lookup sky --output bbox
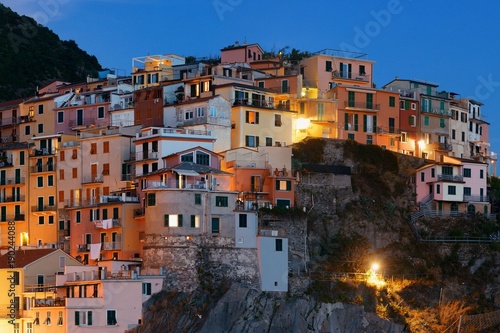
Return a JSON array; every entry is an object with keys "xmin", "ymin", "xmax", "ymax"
[{"xmin": 2, "ymin": 0, "xmax": 500, "ymax": 152}]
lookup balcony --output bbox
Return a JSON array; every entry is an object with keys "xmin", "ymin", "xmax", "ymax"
[
  {"xmin": 100, "ymin": 195, "xmax": 139, "ymax": 204},
  {"xmin": 421, "ymin": 108, "xmax": 452, "ymax": 117},
  {"xmin": 31, "ymin": 205, "xmax": 56, "ymax": 212},
  {"xmin": 0, "ymin": 177, "xmax": 26, "ymax": 185},
  {"xmin": 464, "ymin": 195, "xmax": 489, "ymax": 203},
  {"xmin": 0, "ymin": 195, "xmax": 25, "ymax": 203},
  {"xmin": 437, "ymin": 142, "xmax": 452, "ymax": 151},
  {"xmin": 102, "ymin": 241, "xmax": 121, "ymax": 250},
  {"xmin": 82, "ymin": 174, "xmax": 103, "ymax": 184},
  {"xmin": 19, "ymin": 115, "xmax": 35, "ymax": 123},
  {"xmin": 344, "ymin": 101, "xmax": 379, "ymax": 111},
  {"xmin": 147, "ymin": 179, "xmax": 207, "ymax": 190},
  {"xmin": 77, "ymin": 244, "xmax": 89, "ymax": 252},
  {"xmin": 31, "ymin": 148, "xmax": 56, "ymax": 156},
  {"xmin": 135, "ymin": 150, "xmax": 160, "ymax": 161},
  {"xmin": 332, "ymin": 71, "xmax": 370, "ymax": 82},
  {"xmin": 30, "ymin": 164, "xmax": 55, "ymax": 173},
  {"xmin": 0, "ymin": 158, "xmax": 13, "ymax": 168},
  {"xmin": 232, "ymin": 99, "xmax": 275, "ymax": 109},
  {"xmin": 93, "ymin": 218, "xmax": 121, "ymax": 229},
  {"xmin": 437, "ymin": 174, "xmax": 464, "ymax": 182},
  {"xmin": 134, "ymin": 207, "xmax": 145, "ymax": 217},
  {"xmin": 33, "ymin": 298, "xmax": 65, "ymax": 307},
  {"xmin": 376, "ymin": 126, "xmax": 401, "ymax": 135}
]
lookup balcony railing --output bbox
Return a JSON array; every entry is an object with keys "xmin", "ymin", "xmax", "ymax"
[
  {"xmin": 0, "ymin": 159, "xmax": 13, "ymax": 168},
  {"xmin": 65, "ymin": 196, "xmax": 139, "ymax": 208},
  {"xmin": 345, "ymin": 101, "xmax": 379, "ymax": 110},
  {"xmin": 437, "ymin": 142, "xmax": 452, "ymax": 151},
  {"xmin": 30, "ymin": 164, "xmax": 55, "ymax": 173},
  {"xmin": 102, "ymin": 241, "xmax": 121, "ymax": 250},
  {"xmin": 31, "ymin": 205, "xmax": 56, "ymax": 212},
  {"xmin": 33, "ymin": 298, "xmax": 65, "ymax": 307},
  {"xmin": 437, "ymin": 174, "xmax": 464, "ymax": 182},
  {"xmin": 82, "ymin": 174, "xmax": 103, "ymax": 184},
  {"xmin": 134, "ymin": 208, "xmax": 145, "ymax": 217},
  {"xmin": 121, "ymin": 174, "xmax": 133, "ymax": 181},
  {"xmin": 146, "ymin": 180, "xmax": 207, "ymax": 190},
  {"xmin": 332, "ymin": 71, "xmax": 370, "ymax": 82},
  {"xmin": 135, "ymin": 150, "xmax": 160, "ymax": 161},
  {"xmin": 101, "ymin": 195, "xmax": 139, "ymax": 203},
  {"xmin": 0, "ymin": 177, "xmax": 25, "ymax": 185},
  {"xmin": 232, "ymin": 99, "xmax": 275, "ymax": 109},
  {"xmin": 93, "ymin": 218, "xmax": 121, "ymax": 229},
  {"xmin": 376, "ymin": 126, "xmax": 401, "ymax": 135},
  {"xmin": 19, "ymin": 115, "xmax": 35, "ymax": 123},
  {"xmin": 31, "ymin": 149, "xmax": 56, "ymax": 156},
  {"xmin": 0, "ymin": 195, "xmax": 25, "ymax": 203},
  {"xmin": 77, "ymin": 244, "xmax": 90, "ymax": 252},
  {"xmin": 464, "ymin": 195, "xmax": 489, "ymax": 203},
  {"xmin": 421, "ymin": 108, "xmax": 452, "ymax": 117}
]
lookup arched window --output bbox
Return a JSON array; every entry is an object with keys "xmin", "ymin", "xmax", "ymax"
[{"xmin": 467, "ymin": 204, "xmax": 475, "ymax": 215}]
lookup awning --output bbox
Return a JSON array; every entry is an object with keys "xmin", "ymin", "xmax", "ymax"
[{"xmin": 173, "ymin": 169, "xmax": 200, "ymax": 177}]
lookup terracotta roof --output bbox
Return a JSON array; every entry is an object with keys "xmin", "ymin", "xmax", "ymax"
[{"xmin": 0, "ymin": 249, "xmax": 58, "ymax": 268}]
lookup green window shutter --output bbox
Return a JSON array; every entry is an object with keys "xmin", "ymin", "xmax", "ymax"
[
  {"xmin": 344, "ymin": 113, "xmax": 349, "ymax": 130},
  {"xmin": 276, "ymin": 180, "xmax": 280, "ymax": 190},
  {"xmin": 191, "ymin": 215, "xmax": 196, "ymax": 228},
  {"xmin": 363, "ymin": 115, "xmax": 367, "ymax": 132},
  {"xmin": 440, "ymin": 101, "xmax": 444, "ymax": 111},
  {"xmin": 424, "ymin": 116, "xmax": 429, "ymax": 126},
  {"xmin": 405, "ymin": 101, "xmax": 409, "ymax": 110},
  {"xmin": 245, "ymin": 111, "xmax": 249, "ymax": 123},
  {"xmin": 88, "ymin": 311, "xmax": 92, "ymax": 326},
  {"xmin": 256, "ymin": 112, "xmax": 259, "ymax": 124},
  {"xmin": 178, "ymin": 214, "xmax": 183, "ymax": 227},
  {"xmin": 409, "ymin": 116, "xmax": 414, "ymax": 126},
  {"xmin": 286, "ymin": 181, "xmax": 292, "ymax": 191},
  {"xmin": 354, "ymin": 114, "xmax": 358, "ymax": 131},
  {"xmin": 429, "ymin": 99, "xmax": 432, "ymax": 111},
  {"xmin": 389, "ymin": 96, "xmax": 395, "ymax": 107},
  {"xmin": 440, "ymin": 119, "xmax": 445, "ymax": 128},
  {"xmin": 373, "ymin": 116, "xmax": 377, "ymax": 133},
  {"xmin": 75, "ymin": 311, "xmax": 80, "ymax": 325},
  {"xmin": 164, "ymin": 214, "xmax": 169, "ymax": 227}
]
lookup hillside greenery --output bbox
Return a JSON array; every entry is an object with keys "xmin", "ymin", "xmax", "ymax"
[{"xmin": 0, "ymin": 4, "xmax": 102, "ymax": 101}]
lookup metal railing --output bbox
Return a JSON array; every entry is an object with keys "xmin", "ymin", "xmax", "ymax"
[
  {"xmin": 136, "ymin": 150, "xmax": 160, "ymax": 161},
  {"xmin": 102, "ymin": 241, "xmax": 121, "ymax": 250},
  {"xmin": 464, "ymin": 195, "xmax": 489, "ymax": 202},
  {"xmin": 30, "ymin": 164, "xmax": 56, "ymax": 173},
  {"xmin": 0, "ymin": 177, "xmax": 25, "ymax": 185},
  {"xmin": 0, "ymin": 195, "xmax": 25, "ymax": 203},
  {"xmin": 31, "ymin": 205, "xmax": 56, "ymax": 212},
  {"xmin": 332, "ymin": 71, "xmax": 370, "ymax": 82},
  {"xmin": 93, "ymin": 218, "xmax": 121, "ymax": 229},
  {"xmin": 82, "ymin": 174, "xmax": 103, "ymax": 184},
  {"xmin": 345, "ymin": 101, "xmax": 380, "ymax": 110},
  {"xmin": 437, "ymin": 174, "xmax": 463, "ymax": 182}
]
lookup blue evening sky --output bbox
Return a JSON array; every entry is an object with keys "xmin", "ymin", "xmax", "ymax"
[{"xmin": 2, "ymin": 0, "xmax": 500, "ymax": 153}]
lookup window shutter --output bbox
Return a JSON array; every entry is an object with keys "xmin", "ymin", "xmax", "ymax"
[
  {"xmin": 286, "ymin": 181, "xmax": 291, "ymax": 191},
  {"xmin": 245, "ymin": 111, "xmax": 249, "ymax": 123},
  {"xmin": 256, "ymin": 112, "xmax": 259, "ymax": 124},
  {"xmin": 75, "ymin": 311, "xmax": 80, "ymax": 325},
  {"xmin": 373, "ymin": 116, "xmax": 377, "ymax": 133},
  {"xmin": 178, "ymin": 214, "xmax": 183, "ymax": 227},
  {"xmin": 354, "ymin": 114, "xmax": 358, "ymax": 131},
  {"xmin": 256, "ymin": 136, "xmax": 259, "ymax": 147},
  {"xmin": 191, "ymin": 215, "xmax": 196, "ymax": 228},
  {"xmin": 344, "ymin": 113, "xmax": 349, "ymax": 130},
  {"xmin": 276, "ymin": 180, "xmax": 280, "ymax": 190},
  {"xmin": 164, "ymin": 215, "xmax": 169, "ymax": 227},
  {"xmin": 363, "ymin": 115, "xmax": 367, "ymax": 132},
  {"xmin": 88, "ymin": 311, "xmax": 92, "ymax": 326}
]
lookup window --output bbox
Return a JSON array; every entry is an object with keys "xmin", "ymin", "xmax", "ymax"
[
  {"xmin": 48, "ymin": 216, "xmax": 54, "ymax": 224},
  {"xmin": 48, "ymin": 175, "xmax": 54, "ymax": 186},
  {"xmin": 25, "ymin": 125, "xmax": 30, "ymax": 135},
  {"xmin": 38, "ymin": 216, "xmax": 45, "ymax": 225},
  {"xmin": 411, "ymin": 103, "xmax": 416, "ymax": 110},
  {"xmin": 276, "ymin": 180, "xmax": 292, "ymax": 191},
  {"xmin": 436, "ymin": 184, "xmax": 440, "ymax": 194},
  {"xmin": 76, "ymin": 211, "xmax": 81, "ymax": 223},
  {"xmin": 389, "ymin": 96, "xmax": 395, "ymax": 107},
  {"xmin": 20, "ymin": 151, "xmax": 25, "ymax": 165},
  {"xmin": 448, "ymin": 185, "xmax": 456, "ymax": 195},
  {"xmin": 366, "ymin": 135, "xmax": 373, "ymax": 145},
  {"xmin": 142, "ymin": 282, "xmax": 152, "ymax": 295},
  {"xmin": 366, "ymin": 93, "xmax": 373, "ymax": 109},
  {"xmin": 299, "ymin": 102, "xmax": 305, "ymax": 114},
  {"xmin": 461, "ymin": 131, "xmax": 465, "ymax": 142},
  {"xmin": 72, "ymin": 168, "xmax": 77, "ymax": 178},
  {"xmin": 38, "ymin": 124, "xmax": 43, "ymax": 134},
  {"xmin": 209, "ymin": 106, "xmax": 217, "ymax": 117},
  {"xmin": 325, "ymin": 60, "xmax": 332, "ymax": 72},
  {"xmin": 90, "ymin": 143, "xmax": 97, "ymax": 154},
  {"xmin": 195, "ymin": 193, "xmax": 201, "ymax": 205},
  {"xmin": 317, "ymin": 103, "xmax": 324, "ymax": 120},
  {"xmin": 239, "ymin": 214, "xmax": 247, "ymax": 228},
  {"xmin": 37, "ymin": 176, "xmax": 43, "ymax": 187},
  {"xmin": 245, "ymin": 135, "xmax": 259, "ymax": 148},
  {"xmin": 57, "ymin": 111, "xmax": 64, "ymax": 123},
  {"xmin": 196, "ymin": 151, "xmax": 210, "ymax": 166},
  {"xmin": 464, "ymin": 187, "xmax": 471, "ymax": 196},
  {"xmin": 57, "ymin": 311, "xmax": 63, "ymax": 326},
  {"xmin": 480, "ymin": 169, "xmax": 484, "ymax": 179},
  {"xmin": 347, "ymin": 133, "xmax": 355, "ymax": 140},
  {"xmin": 276, "ymin": 239, "xmax": 283, "ymax": 251},
  {"xmin": 215, "ymin": 196, "xmax": 228, "ymax": 207},
  {"xmin": 75, "ymin": 311, "xmax": 92, "ymax": 326},
  {"xmin": 211, "ymin": 217, "xmax": 220, "ymax": 234},
  {"xmin": 43, "ymin": 311, "xmax": 51, "ymax": 325},
  {"xmin": 103, "ymin": 163, "xmax": 110, "ymax": 176},
  {"xmin": 440, "ymin": 118, "xmax": 445, "ymax": 128},
  {"xmin": 38, "ymin": 104, "xmax": 44, "ymax": 114},
  {"xmin": 431, "ymin": 168, "xmax": 435, "ymax": 177},
  {"xmin": 184, "ymin": 110, "xmax": 194, "ymax": 120},
  {"xmin": 274, "ymin": 114, "xmax": 282, "ymax": 127},
  {"xmin": 107, "ymin": 310, "xmax": 117, "ymax": 326},
  {"xmin": 401, "ymin": 132, "xmax": 408, "ymax": 143},
  {"xmin": 103, "ymin": 141, "xmax": 109, "ymax": 153},
  {"xmin": 147, "ymin": 193, "xmax": 156, "ymax": 206},
  {"xmin": 409, "ymin": 115, "xmax": 416, "ymax": 126},
  {"xmin": 98, "ymin": 106, "xmax": 105, "ymax": 119},
  {"xmin": 191, "ymin": 215, "xmax": 200, "ymax": 228},
  {"xmin": 463, "ymin": 168, "xmax": 471, "ymax": 178},
  {"xmin": 442, "ymin": 166, "xmax": 453, "ymax": 175},
  {"xmin": 348, "ymin": 91, "xmax": 355, "ymax": 107},
  {"xmin": 181, "ymin": 153, "xmax": 194, "ymax": 162},
  {"xmin": 424, "ymin": 116, "xmax": 429, "ymax": 126},
  {"xmin": 245, "ymin": 111, "xmax": 259, "ymax": 124},
  {"xmin": 196, "ymin": 107, "xmax": 205, "ymax": 117},
  {"xmin": 420, "ymin": 172, "xmax": 425, "ymax": 182},
  {"xmin": 59, "ymin": 169, "xmax": 64, "ymax": 180},
  {"xmin": 113, "ymin": 207, "xmax": 119, "ymax": 219}
]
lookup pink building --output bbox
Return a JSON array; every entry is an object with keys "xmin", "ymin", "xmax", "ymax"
[{"xmin": 221, "ymin": 42, "xmax": 264, "ymax": 64}]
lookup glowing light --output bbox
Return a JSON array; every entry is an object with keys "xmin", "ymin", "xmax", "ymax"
[
  {"xmin": 371, "ymin": 263, "xmax": 379, "ymax": 272},
  {"xmin": 418, "ymin": 140, "xmax": 425, "ymax": 148},
  {"xmin": 296, "ymin": 118, "xmax": 310, "ymax": 130}
]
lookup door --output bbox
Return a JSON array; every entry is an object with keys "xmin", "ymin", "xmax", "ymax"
[
  {"xmin": 38, "ymin": 197, "xmax": 44, "ymax": 211},
  {"xmin": 37, "ymin": 275, "xmax": 44, "ymax": 291},
  {"xmin": 15, "ymin": 169, "xmax": 21, "ymax": 184},
  {"xmin": 211, "ymin": 218, "xmax": 220, "ymax": 234},
  {"xmin": 91, "ymin": 164, "xmax": 98, "ymax": 181},
  {"xmin": 0, "ymin": 170, "xmax": 5, "ymax": 185},
  {"xmin": 77, "ymin": 109, "xmax": 84, "ymax": 126}
]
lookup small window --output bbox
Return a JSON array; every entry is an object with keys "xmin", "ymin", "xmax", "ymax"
[
  {"xmin": 239, "ymin": 214, "xmax": 247, "ymax": 228},
  {"xmin": 211, "ymin": 217, "xmax": 220, "ymax": 234},
  {"xmin": 215, "ymin": 196, "xmax": 228, "ymax": 207},
  {"xmin": 57, "ymin": 111, "xmax": 64, "ymax": 123},
  {"xmin": 38, "ymin": 124, "xmax": 43, "ymax": 134},
  {"xmin": 103, "ymin": 141, "xmax": 109, "ymax": 153},
  {"xmin": 420, "ymin": 172, "xmax": 425, "ymax": 182},
  {"xmin": 463, "ymin": 168, "xmax": 471, "ymax": 178},
  {"xmin": 480, "ymin": 169, "xmax": 484, "ymax": 179},
  {"xmin": 276, "ymin": 180, "xmax": 292, "ymax": 191},
  {"xmin": 76, "ymin": 211, "xmax": 81, "ymax": 223},
  {"xmin": 194, "ymin": 193, "xmax": 201, "ymax": 205},
  {"xmin": 98, "ymin": 106, "xmax": 105, "ymax": 119},
  {"xmin": 389, "ymin": 96, "xmax": 395, "ymax": 107},
  {"xmin": 448, "ymin": 185, "xmax": 456, "ymax": 195},
  {"xmin": 275, "ymin": 239, "xmax": 283, "ymax": 251},
  {"xmin": 48, "ymin": 175, "xmax": 54, "ymax": 186},
  {"xmin": 37, "ymin": 176, "xmax": 43, "ymax": 187},
  {"xmin": 142, "ymin": 282, "xmax": 152, "ymax": 295},
  {"xmin": 106, "ymin": 310, "xmax": 117, "ymax": 326},
  {"xmin": 90, "ymin": 143, "xmax": 97, "ymax": 154},
  {"xmin": 274, "ymin": 114, "xmax": 282, "ymax": 127},
  {"xmin": 147, "ymin": 193, "xmax": 156, "ymax": 206},
  {"xmin": 245, "ymin": 111, "xmax": 259, "ymax": 124}
]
